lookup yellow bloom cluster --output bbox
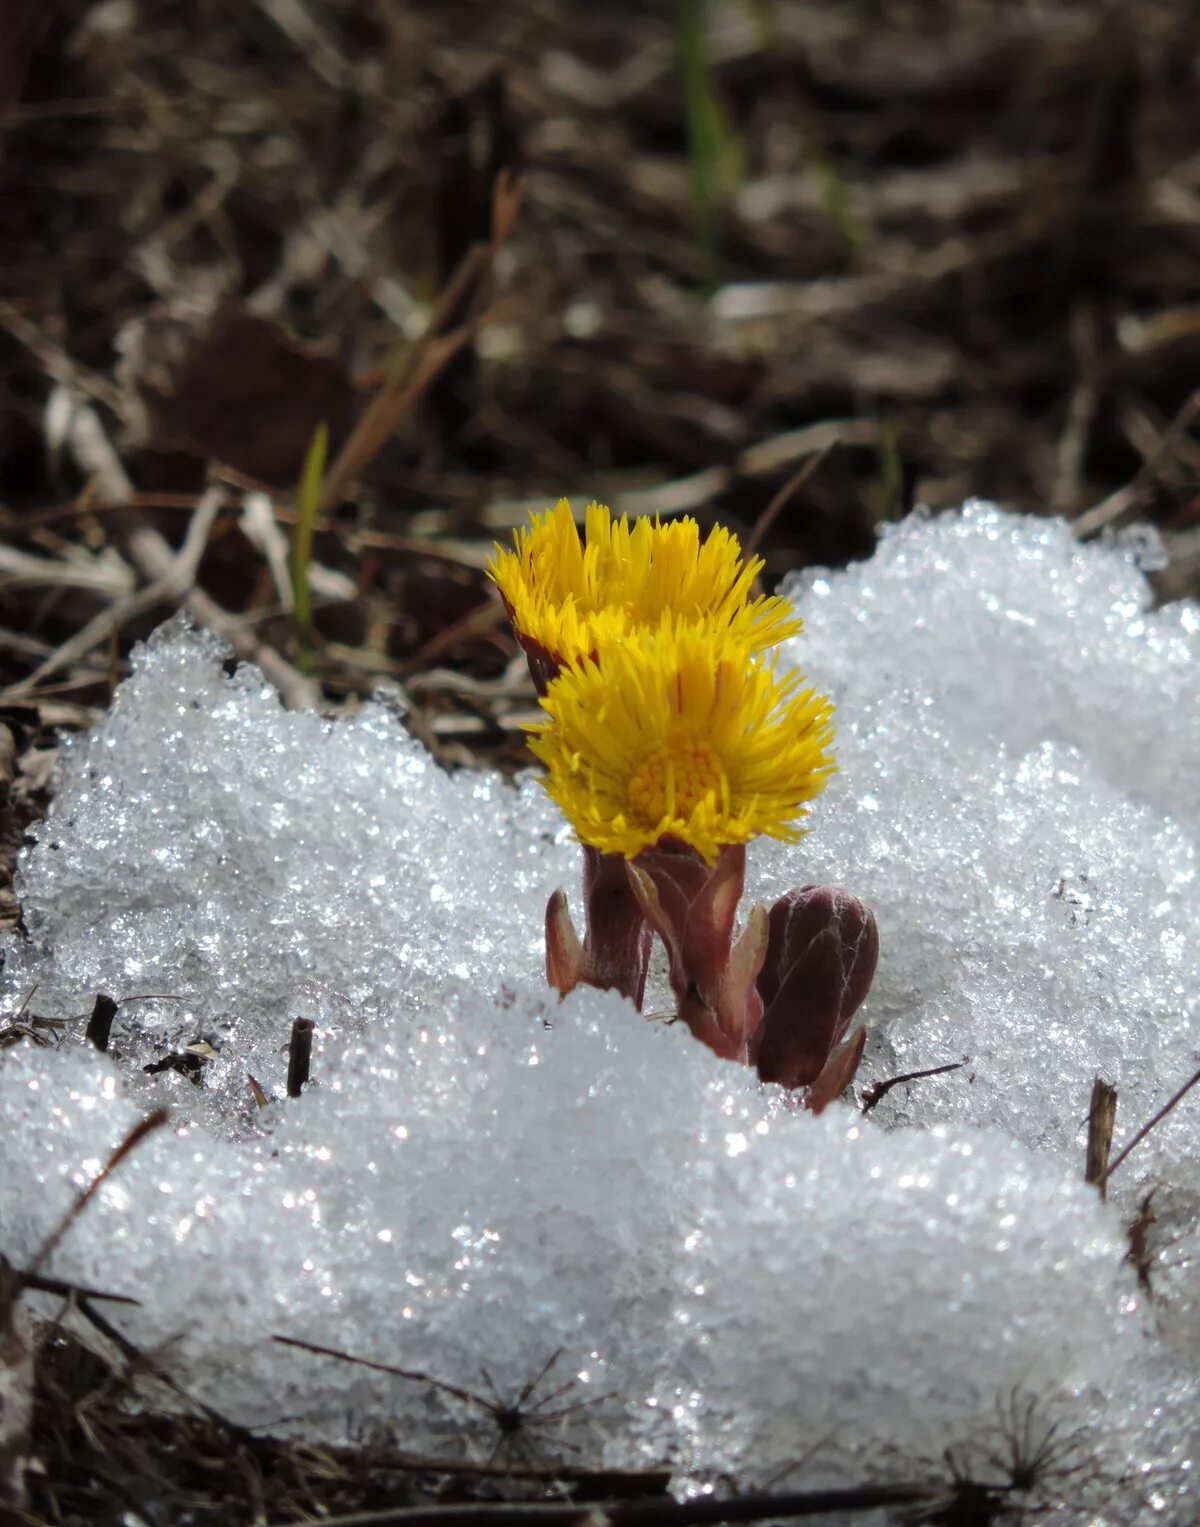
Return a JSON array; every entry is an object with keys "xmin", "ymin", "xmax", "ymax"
[
  {"xmin": 528, "ymin": 622, "xmax": 836, "ymax": 864},
  {"xmin": 487, "ymin": 499, "xmax": 800, "ymax": 666},
  {"xmin": 492, "ymin": 502, "xmax": 835, "ymax": 864}
]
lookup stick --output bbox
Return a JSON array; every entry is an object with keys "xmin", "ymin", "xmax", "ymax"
[
  {"xmin": 85, "ymin": 993, "xmax": 118, "ymax": 1052},
  {"xmin": 268, "ymin": 1481, "xmax": 939, "ymax": 1527},
  {"xmin": 0, "ymin": 1109, "xmax": 169, "ymax": 1327},
  {"xmin": 319, "ymin": 171, "xmax": 523, "ymax": 512},
  {"xmin": 286, "ymin": 1017, "xmax": 315, "ymax": 1098},
  {"xmin": 1073, "ymin": 388, "xmax": 1200, "ymax": 537},
  {"xmin": 64, "ymin": 399, "xmax": 321, "ymax": 709},
  {"xmin": 17, "ymin": 1271, "xmax": 140, "ymax": 1307},
  {"xmin": 742, "ymin": 443, "xmax": 836, "ymax": 559},
  {"xmin": 272, "ymin": 1333, "xmax": 490, "ymax": 1413},
  {"xmin": 860, "ymin": 1061, "xmax": 965, "ymax": 1114},
  {"xmin": 1084, "ymin": 1076, "xmax": 1118, "ymax": 1199},
  {"xmin": 472, "ymin": 421, "xmax": 884, "ymax": 531},
  {"xmin": 1098, "ymin": 1063, "xmax": 1200, "ymax": 1187}
]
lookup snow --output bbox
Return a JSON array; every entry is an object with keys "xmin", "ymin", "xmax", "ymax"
[{"xmin": 1, "ymin": 503, "xmax": 1198, "ymax": 1519}]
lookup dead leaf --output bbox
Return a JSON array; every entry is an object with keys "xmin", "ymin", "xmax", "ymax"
[{"xmin": 121, "ymin": 307, "xmax": 358, "ymax": 490}]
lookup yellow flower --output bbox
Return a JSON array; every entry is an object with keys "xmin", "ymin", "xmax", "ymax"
[
  {"xmin": 527, "ymin": 622, "xmax": 836, "ymax": 864},
  {"xmin": 488, "ymin": 499, "xmax": 801, "ymax": 667}
]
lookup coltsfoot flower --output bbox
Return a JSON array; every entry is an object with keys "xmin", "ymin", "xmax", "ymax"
[
  {"xmin": 487, "ymin": 499, "xmax": 800, "ymax": 682},
  {"xmin": 530, "ymin": 620, "xmax": 836, "ymax": 1058},
  {"xmin": 494, "ymin": 498, "xmax": 880, "ymax": 1107},
  {"xmin": 527, "ymin": 621, "xmax": 836, "ymax": 865}
]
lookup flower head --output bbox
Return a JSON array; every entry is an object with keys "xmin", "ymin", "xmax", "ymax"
[
  {"xmin": 488, "ymin": 499, "xmax": 801, "ymax": 671},
  {"xmin": 527, "ymin": 621, "xmax": 835, "ymax": 864}
]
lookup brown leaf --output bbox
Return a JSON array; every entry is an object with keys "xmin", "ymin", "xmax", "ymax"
[{"xmin": 130, "ymin": 309, "xmax": 357, "ymax": 490}]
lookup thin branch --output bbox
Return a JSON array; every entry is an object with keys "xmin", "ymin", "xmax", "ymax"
[
  {"xmin": 62, "ymin": 397, "xmax": 321, "ymax": 708},
  {"xmin": 25, "ymin": 1109, "xmax": 169, "ymax": 1285},
  {"xmin": 317, "ymin": 1444, "xmax": 672, "ymax": 1494},
  {"xmin": 17, "ymin": 1270, "xmax": 141, "ymax": 1307},
  {"xmin": 1098, "ymin": 1063, "xmax": 1200, "ymax": 1187},
  {"xmin": 74, "ymin": 1295, "xmax": 258, "ymax": 1444},
  {"xmin": 860, "ymin": 1060, "xmax": 965, "ymax": 1114},
  {"xmin": 1084, "ymin": 1076, "xmax": 1118, "ymax": 1199},
  {"xmin": 742, "ymin": 442, "xmax": 836, "ymax": 559},
  {"xmin": 286, "ymin": 1017, "xmax": 315, "ymax": 1098},
  {"xmin": 319, "ymin": 171, "xmax": 523, "ymax": 512},
  {"xmin": 1073, "ymin": 388, "xmax": 1200, "ymax": 537},
  {"xmin": 85, "ymin": 993, "xmax": 119, "ymax": 1052},
  {"xmin": 1, "ymin": 1107, "xmax": 169, "ymax": 1328},
  {"xmin": 272, "ymin": 1333, "xmax": 490, "ymax": 1413},
  {"xmin": 475, "ymin": 421, "xmax": 883, "ymax": 531},
  {"xmin": 267, "ymin": 1481, "xmax": 939, "ymax": 1527}
]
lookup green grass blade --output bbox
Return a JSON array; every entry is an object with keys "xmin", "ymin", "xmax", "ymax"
[
  {"xmin": 291, "ymin": 422, "xmax": 329, "ymax": 676},
  {"xmin": 677, "ymin": 0, "xmax": 744, "ymax": 289}
]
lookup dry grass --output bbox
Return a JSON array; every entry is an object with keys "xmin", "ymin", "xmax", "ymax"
[{"xmin": 2, "ymin": 1, "xmax": 1200, "ymax": 1520}]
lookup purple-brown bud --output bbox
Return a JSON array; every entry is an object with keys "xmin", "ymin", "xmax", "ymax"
[
  {"xmin": 545, "ymin": 846, "xmax": 653, "ymax": 1007},
  {"xmin": 753, "ymin": 884, "xmax": 879, "ymax": 1102}
]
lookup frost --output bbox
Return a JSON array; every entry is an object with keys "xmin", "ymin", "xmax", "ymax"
[{"xmin": 1, "ymin": 503, "xmax": 1198, "ymax": 1519}]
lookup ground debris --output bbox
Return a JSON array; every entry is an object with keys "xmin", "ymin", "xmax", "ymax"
[{"xmin": 0, "ymin": 1, "xmax": 1196, "ymax": 744}]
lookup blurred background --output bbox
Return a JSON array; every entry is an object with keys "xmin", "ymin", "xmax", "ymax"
[{"xmin": 1, "ymin": 0, "xmax": 1199, "ymax": 760}]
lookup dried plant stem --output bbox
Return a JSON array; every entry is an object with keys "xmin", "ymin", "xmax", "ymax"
[
  {"xmin": 286, "ymin": 1018, "xmax": 315, "ymax": 1097},
  {"xmin": 0, "ymin": 1108, "xmax": 169, "ymax": 1328},
  {"xmin": 269, "ymin": 1481, "xmax": 939, "ymax": 1527},
  {"xmin": 742, "ymin": 442, "xmax": 836, "ymax": 559},
  {"xmin": 85, "ymin": 993, "xmax": 118, "ymax": 1052},
  {"xmin": 319, "ymin": 172, "xmax": 523, "ymax": 512},
  {"xmin": 290, "ymin": 424, "xmax": 328, "ymax": 674},
  {"xmin": 61, "ymin": 399, "xmax": 321, "ymax": 708},
  {"xmin": 1098, "ymin": 1063, "xmax": 1200, "ymax": 1188},
  {"xmin": 1084, "ymin": 1076, "xmax": 1118, "ymax": 1198},
  {"xmin": 860, "ymin": 1060, "xmax": 965, "ymax": 1114}
]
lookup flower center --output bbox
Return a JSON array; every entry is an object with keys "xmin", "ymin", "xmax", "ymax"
[{"xmin": 627, "ymin": 742, "xmax": 724, "ymax": 826}]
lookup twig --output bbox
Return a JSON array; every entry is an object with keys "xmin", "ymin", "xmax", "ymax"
[
  {"xmin": 1050, "ymin": 304, "xmax": 1101, "ymax": 514},
  {"xmin": 860, "ymin": 1060, "xmax": 965, "ymax": 1114},
  {"xmin": 62, "ymin": 398, "xmax": 321, "ymax": 708},
  {"xmin": 0, "ymin": 1108, "xmax": 169, "ymax": 1328},
  {"xmin": 272, "ymin": 1333, "xmax": 493, "ymax": 1413},
  {"xmin": 0, "ymin": 296, "xmax": 123, "ymax": 411},
  {"xmin": 267, "ymin": 1481, "xmax": 939, "ymax": 1527},
  {"xmin": 1126, "ymin": 1192, "xmax": 1157, "ymax": 1293},
  {"xmin": 286, "ymin": 1017, "xmax": 315, "ymax": 1098},
  {"xmin": 253, "ymin": 0, "xmax": 351, "ymax": 87},
  {"xmin": 397, "ymin": 599, "xmax": 508, "ymax": 678},
  {"xmin": 2, "ymin": 485, "xmax": 226, "ymax": 697},
  {"xmin": 1097, "ymin": 1062, "xmax": 1200, "ymax": 1187},
  {"xmin": 74, "ymin": 1294, "xmax": 258, "ymax": 1444},
  {"xmin": 1084, "ymin": 1076, "xmax": 1118, "ymax": 1199},
  {"xmin": 0, "ymin": 543, "xmax": 134, "ymax": 598},
  {"xmin": 16, "ymin": 1270, "xmax": 140, "ymax": 1307},
  {"xmin": 85, "ymin": 993, "xmax": 118, "ymax": 1052},
  {"xmin": 742, "ymin": 443, "xmax": 836, "ymax": 559},
  {"xmin": 320, "ymin": 172, "xmax": 523, "ymax": 512},
  {"xmin": 1073, "ymin": 388, "xmax": 1200, "ymax": 537},
  {"xmin": 26, "ymin": 1111, "xmax": 168, "ymax": 1281},
  {"xmin": 470, "ymin": 421, "xmax": 883, "ymax": 531},
  {"xmin": 11, "ymin": 491, "xmax": 207, "ymax": 533},
  {"xmin": 318, "ymin": 1443, "xmax": 672, "ymax": 1494}
]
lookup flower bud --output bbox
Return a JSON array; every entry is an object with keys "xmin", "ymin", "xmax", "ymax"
[{"xmin": 753, "ymin": 885, "xmax": 878, "ymax": 1097}]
